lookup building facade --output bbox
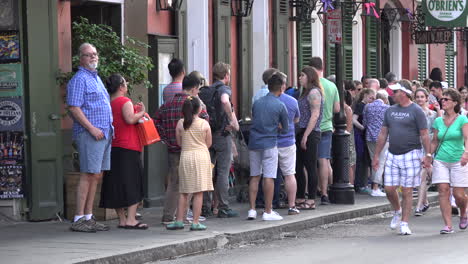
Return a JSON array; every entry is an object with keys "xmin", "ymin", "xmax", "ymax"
[{"xmin": 0, "ymin": 0, "xmax": 466, "ymax": 220}]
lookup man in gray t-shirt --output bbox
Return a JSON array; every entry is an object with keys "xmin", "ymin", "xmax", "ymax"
[
  {"xmin": 383, "ymin": 103, "xmax": 427, "ymax": 155},
  {"xmin": 372, "ymin": 80, "xmax": 432, "ymax": 236}
]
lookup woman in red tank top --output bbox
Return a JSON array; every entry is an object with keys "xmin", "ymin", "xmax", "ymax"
[{"xmin": 99, "ymin": 74, "xmax": 148, "ymax": 229}]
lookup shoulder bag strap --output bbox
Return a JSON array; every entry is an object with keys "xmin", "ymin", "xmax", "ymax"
[{"xmin": 434, "ymin": 116, "xmax": 458, "ymax": 159}]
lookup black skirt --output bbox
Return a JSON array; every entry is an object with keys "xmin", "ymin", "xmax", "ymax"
[{"xmin": 99, "ymin": 147, "xmax": 143, "ymax": 209}]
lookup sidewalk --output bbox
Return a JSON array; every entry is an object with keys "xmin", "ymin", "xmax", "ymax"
[{"xmin": 0, "ymin": 193, "xmax": 439, "ymax": 264}]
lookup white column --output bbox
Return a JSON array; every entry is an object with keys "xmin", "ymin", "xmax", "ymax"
[
  {"xmin": 390, "ymin": 23, "xmax": 402, "ymax": 79},
  {"xmin": 252, "ymin": 0, "xmax": 269, "ymax": 94},
  {"xmin": 311, "ymin": 10, "xmax": 323, "ymax": 58},
  {"xmin": 352, "ymin": 9, "xmax": 363, "ymax": 81},
  {"xmin": 186, "ymin": 0, "xmax": 209, "ymax": 80}
]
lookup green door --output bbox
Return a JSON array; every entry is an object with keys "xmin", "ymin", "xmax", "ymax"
[
  {"xmin": 239, "ymin": 16, "xmax": 253, "ymax": 119},
  {"xmin": 365, "ymin": 0, "xmax": 380, "ymax": 78},
  {"xmin": 297, "ymin": 21, "xmax": 312, "ymax": 72},
  {"xmin": 273, "ymin": 0, "xmax": 290, "ymax": 75},
  {"xmin": 24, "ymin": 0, "xmax": 63, "ymax": 220},
  {"xmin": 214, "ymin": 0, "xmax": 231, "ymax": 63}
]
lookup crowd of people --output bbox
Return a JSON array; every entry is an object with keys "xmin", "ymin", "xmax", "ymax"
[{"xmin": 66, "ymin": 42, "xmax": 468, "ymax": 236}]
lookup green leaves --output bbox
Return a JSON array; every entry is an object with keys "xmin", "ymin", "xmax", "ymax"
[{"xmin": 58, "ymin": 17, "xmax": 154, "ymax": 92}]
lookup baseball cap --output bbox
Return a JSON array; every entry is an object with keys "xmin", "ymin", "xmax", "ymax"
[{"xmin": 389, "ymin": 83, "xmax": 412, "ymax": 95}]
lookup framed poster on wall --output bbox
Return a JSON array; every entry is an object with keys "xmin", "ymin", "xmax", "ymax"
[
  {"xmin": 0, "ymin": 31, "xmax": 20, "ymax": 63},
  {"xmin": 0, "ymin": 63, "xmax": 22, "ymax": 96},
  {"xmin": 0, "ymin": 0, "xmax": 19, "ymax": 31}
]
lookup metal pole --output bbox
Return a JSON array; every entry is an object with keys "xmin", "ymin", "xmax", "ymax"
[{"xmin": 329, "ymin": 0, "xmax": 355, "ymax": 204}]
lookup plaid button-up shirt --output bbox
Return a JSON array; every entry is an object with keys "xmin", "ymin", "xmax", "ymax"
[
  {"xmin": 66, "ymin": 67, "xmax": 113, "ymax": 139},
  {"xmin": 154, "ymin": 93, "xmax": 209, "ymax": 152}
]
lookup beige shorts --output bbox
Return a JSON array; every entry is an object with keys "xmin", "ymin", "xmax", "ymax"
[
  {"xmin": 278, "ymin": 144, "xmax": 296, "ymax": 176},
  {"xmin": 432, "ymin": 159, "xmax": 468, "ymax": 187}
]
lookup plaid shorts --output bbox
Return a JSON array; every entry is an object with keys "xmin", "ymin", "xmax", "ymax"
[{"xmin": 384, "ymin": 149, "xmax": 423, "ymax": 188}]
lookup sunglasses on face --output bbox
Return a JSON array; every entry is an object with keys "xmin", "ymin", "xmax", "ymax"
[{"xmin": 440, "ymin": 98, "xmax": 453, "ymax": 102}]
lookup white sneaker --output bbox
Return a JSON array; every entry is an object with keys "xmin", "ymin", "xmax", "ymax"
[
  {"xmin": 370, "ymin": 189, "xmax": 386, "ymax": 197},
  {"xmin": 247, "ymin": 209, "xmax": 257, "ymax": 220},
  {"xmin": 262, "ymin": 210, "xmax": 283, "ymax": 221},
  {"xmin": 186, "ymin": 209, "xmax": 206, "ymax": 222},
  {"xmin": 400, "ymin": 223, "xmax": 412, "ymax": 235},
  {"xmin": 390, "ymin": 212, "xmax": 401, "ymax": 230}
]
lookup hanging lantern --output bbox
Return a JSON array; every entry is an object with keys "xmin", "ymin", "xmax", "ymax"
[
  {"xmin": 156, "ymin": 0, "xmax": 184, "ymax": 11},
  {"xmin": 231, "ymin": 0, "xmax": 255, "ymax": 17}
]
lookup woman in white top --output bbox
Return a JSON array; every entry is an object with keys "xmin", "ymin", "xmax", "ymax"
[{"xmin": 414, "ymin": 88, "xmax": 437, "ymax": 216}]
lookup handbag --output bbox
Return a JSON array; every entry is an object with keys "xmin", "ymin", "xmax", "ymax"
[{"xmin": 136, "ymin": 113, "xmax": 161, "ymax": 146}]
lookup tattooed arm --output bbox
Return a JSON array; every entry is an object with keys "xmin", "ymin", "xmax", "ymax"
[{"xmin": 301, "ymin": 89, "xmax": 322, "ymax": 150}]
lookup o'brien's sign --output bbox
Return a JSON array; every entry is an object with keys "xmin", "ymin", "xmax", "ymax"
[{"xmin": 423, "ymin": 0, "xmax": 468, "ymax": 27}]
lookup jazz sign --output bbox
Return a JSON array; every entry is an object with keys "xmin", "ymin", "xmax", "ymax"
[{"xmin": 423, "ymin": 0, "xmax": 468, "ymax": 27}]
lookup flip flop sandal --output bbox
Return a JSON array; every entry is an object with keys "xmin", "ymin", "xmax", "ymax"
[
  {"xmin": 117, "ymin": 225, "xmax": 126, "ymax": 229},
  {"xmin": 125, "ymin": 222, "xmax": 148, "ymax": 230},
  {"xmin": 297, "ymin": 201, "xmax": 315, "ymax": 210}
]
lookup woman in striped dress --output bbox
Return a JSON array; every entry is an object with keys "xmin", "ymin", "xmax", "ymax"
[{"xmin": 167, "ymin": 96, "xmax": 213, "ymax": 231}]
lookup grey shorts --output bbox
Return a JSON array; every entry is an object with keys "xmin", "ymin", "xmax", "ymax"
[
  {"xmin": 278, "ymin": 144, "xmax": 296, "ymax": 176},
  {"xmin": 249, "ymin": 147, "xmax": 278, "ymax": 178},
  {"xmin": 76, "ymin": 130, "xmax": 112, "ymax": 174}
]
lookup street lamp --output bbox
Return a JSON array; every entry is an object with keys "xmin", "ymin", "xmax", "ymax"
[
  {"xmin": 289, "ymin": 0, "xmax": 317, "ymax": 22},
  {"xmin": 156, "ymin": 0, "xmax": 184, "ymax": 11},
  {"xmin": 231, "ymin": 0, "xmax": 255, "ymax": 17},
  {"xmin": 327, "ymin": 0, "xmax": 355, "ymax": 204}
]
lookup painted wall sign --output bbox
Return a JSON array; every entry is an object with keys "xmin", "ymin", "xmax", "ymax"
[
  {"xmin": 0, "ymin": 63, "xmax": 22, "ymax": 96},
  {"xmin": 0, "ymin": 97, "xmax": 23, "ymax": 131},
  {"xmin": 423, "ymin": 0, "xmax": 468, "ymax": 27},
  {"xmin": 415, "ymin": 30, "xmax": 453, "ymax": 44}
]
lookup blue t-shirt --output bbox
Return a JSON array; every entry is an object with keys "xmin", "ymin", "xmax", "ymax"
[
  {"xmin": 249, "ymin": 93, "xmax": 289, "ymax": 150},
  {"xmin": 278, "ymin": 94, "xmax": 300, "ymax": 148}
]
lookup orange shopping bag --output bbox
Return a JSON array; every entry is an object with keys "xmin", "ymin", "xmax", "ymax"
[{"xmin": 136, "ymin": 113, "xmax": 161, "ymax": 146}]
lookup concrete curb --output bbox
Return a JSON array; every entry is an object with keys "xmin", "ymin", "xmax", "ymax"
[{"xmin": 76, "ymin": 195, "xmax": 439, "ymax": 264}]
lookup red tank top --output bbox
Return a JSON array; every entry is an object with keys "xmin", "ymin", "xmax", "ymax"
[{"xmin": 111, "ymin": 97, "xmax": 142, "ymax": 152}]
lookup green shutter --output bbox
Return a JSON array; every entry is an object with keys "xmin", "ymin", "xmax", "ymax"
[
  {"xmin": 273, "ymin": 0, "xmax": 290, "ymax": 75},
  {"xmin": 343, "ymin": 1, "xmax": 353, "ymax": 81},
  {"xmin": 445, "ymin": 35, "xmax": 455, "ymax": 88},
  {"xmin": 297, "ymin": 21, "xmax": 312, "ymax": 71},
  {"xmin": 214, "ymin": 0, "xmax": 231, "ymax": 63},
  {"xmin": 366, "ymin": 0, "xmax": 380, "ymax": 78},
  {"xmin": 417, "ymin": 45, "xmax": 427, "ymax": 81}
]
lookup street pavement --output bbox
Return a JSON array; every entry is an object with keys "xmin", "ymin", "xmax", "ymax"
[
  {"xmin": 160, "ymin": 208, "xmax": 468, "ymax": 264},
  {"xmin": 0, "ymin": 193, "xmax": 439, "ymax": 264}
]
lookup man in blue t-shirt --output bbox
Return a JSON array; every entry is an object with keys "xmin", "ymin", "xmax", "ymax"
[
  {"xmin": 247, "ymin": 74, "xmax": 289, "ymax": 221},
  {"xmin": 277, "ymin": 72, "xmax": 301, "ymax": 215}
]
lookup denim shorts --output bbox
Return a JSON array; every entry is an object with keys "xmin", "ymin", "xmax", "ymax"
[
  {"xmin": 318, "ymin": 130, "xmax": 333, "ymax": 159},
  {"xmin": 76, "ymin": 130, "xmax": 112, "ymax": 174}
]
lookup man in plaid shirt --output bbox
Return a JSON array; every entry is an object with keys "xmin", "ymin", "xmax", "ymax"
[
  {"xmin": 67, "ymin": 43, "xmax": 113, "ymax": 233},
  {"xmin": 154, "ymin": 75, "xmax": 209, "ymax": 224}
]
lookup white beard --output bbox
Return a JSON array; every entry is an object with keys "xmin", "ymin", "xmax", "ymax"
[{"xmin": 88, "ymin": 62, "xmax": 98, "ymax": 69}]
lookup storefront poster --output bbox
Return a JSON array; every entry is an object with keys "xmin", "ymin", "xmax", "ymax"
[
  {"xmin": 423, "ymin": 0, "xmax": 468, "ymax": 27},
  {"xmin": 0, "ymin": 131, "xmax": 24, "ymax": 163},
  {"xmin": 0, "ymin": 63, "xmax": 22, "ymax": 96},
  {"xmin": 0, "ymin": 97, "xmax": 23, "ymax": 131},
  {"xmin": 0, "ymin": 31, "xmax": 20, "ymax": 63},
  {"xmin": 0, "ymin": 164, "xmax": 23, "ymax": 199}
]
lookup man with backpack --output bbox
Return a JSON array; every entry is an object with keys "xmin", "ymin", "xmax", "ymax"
[{"xmin": 199, "ymin": 62, "xmax": 239, "ymax": 218}]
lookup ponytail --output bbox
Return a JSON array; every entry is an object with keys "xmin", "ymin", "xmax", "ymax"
[{"xmin": 182, "ymin": 96, "xmax": 201, "ymax": 130}]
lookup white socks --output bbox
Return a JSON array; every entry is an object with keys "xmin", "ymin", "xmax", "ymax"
[{"xmin": 74, "ymin": 214, "xmax": 93, "ymax": 222}]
